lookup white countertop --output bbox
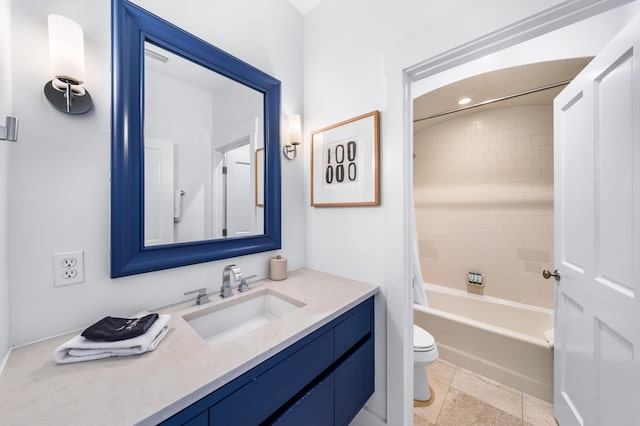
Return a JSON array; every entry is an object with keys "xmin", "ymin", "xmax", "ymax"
[{"xmin": 0, "ymin": 268, "xmax": 378, "ymax": 425}]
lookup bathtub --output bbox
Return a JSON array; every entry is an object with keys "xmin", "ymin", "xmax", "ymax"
[{"xmin": 413, "ymin": 283, "xmax": 554, "ymax": 402}]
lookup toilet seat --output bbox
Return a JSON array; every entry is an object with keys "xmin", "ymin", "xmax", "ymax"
[{"xmin": 413, "ymin": 325, "xmax": 436, "ymax": 352}]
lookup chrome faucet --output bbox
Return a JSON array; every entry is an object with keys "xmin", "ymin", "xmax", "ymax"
[
  {"xmin": 221, "ymin": 264, "xmax": 242, "ymax": 298},
  {"xmin": 184, "ymin": 288, "xmax": 210, "ymax": 305}
]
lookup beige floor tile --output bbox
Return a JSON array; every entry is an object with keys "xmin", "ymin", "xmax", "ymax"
[
  {"xmin": 451, "ymin": 367, "xmax": 523, "ymax": 419},
  {"xmin": 414, "ymin": 412, "xmax": 435, "ymax": 426},
  {"xmin": 437, "ymin": 388, "xmax": 524, "ymax": 426},
  {"xmin": 413, "ymin": 372, "xmax": 450, "ymax": 424},
  {"xmin": 427, "ymin": 358, "xmax": 457, "ymax": 387},
  {"xmin": 523, "ymin": 393, "xmax": 557, "ymax": 426}
]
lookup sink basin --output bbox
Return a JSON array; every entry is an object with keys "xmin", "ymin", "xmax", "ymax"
[{"xmin": 183, "ymin": 289, "xmax": 305, "ymax": 346}]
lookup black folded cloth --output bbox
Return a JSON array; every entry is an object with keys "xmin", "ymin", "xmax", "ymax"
[{"xmin": 81, "ymin": 313, "xmax": 159, "ymax": 342}]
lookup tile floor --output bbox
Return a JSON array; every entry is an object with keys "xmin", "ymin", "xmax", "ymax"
[{"xmin": 413, "ymin": 359, "xmax": 557, "ymax": 426}]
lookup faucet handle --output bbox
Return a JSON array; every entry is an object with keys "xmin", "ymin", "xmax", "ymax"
[
  {"xmin": 184, "ymin": 288, "xmax": 210, "ymax": 305},
  {"xmin": 238, "ymin": 274, "xmax": 257, "ymax": 293}
]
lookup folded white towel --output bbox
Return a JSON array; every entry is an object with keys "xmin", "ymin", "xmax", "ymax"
[{"xmin": 53, "ymin": 314, "xmax": 171, "ymax": 364}]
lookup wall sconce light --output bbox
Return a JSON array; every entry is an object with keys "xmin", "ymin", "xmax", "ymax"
[
  {"xmin": 44, "ymin": 15, "xmax": 93, "ymax": 114},
  {"xmin": 283, "ymin": 113, "xmax": 301, "ymax": 160},
  {"xmin": 0, "ymin": 116, "xmax": 18, "ymax": 142}
]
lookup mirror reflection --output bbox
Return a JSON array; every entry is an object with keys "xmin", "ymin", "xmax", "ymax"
[
  {"xmin": 143, "ymin": 42, "xmax": 265, "ymax": 247},
  {"xmin": 111, "ymin": 0, "xmax": 281, "ymax": 278}
]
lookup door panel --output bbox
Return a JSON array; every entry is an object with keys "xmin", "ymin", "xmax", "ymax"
[
  {"xmin": 144, "ymin": 137, "xmax": 175, "ymax": 246},
  {"xmin": 559, "ymin": 91, "xmax": 592, "ymax": 276},
  {"xmin": 556, "ymin": 294, "xmax": 589, "ymax": 425},
  {"xmin": 595, "ymin": 52, "xmax": 634, "ymax": 295},
  {"xmin": 596, "ymin": 319, "xmax": 633, "ymax": 426},
  {"xmin": 554, "ymin": 11, "xmax": 640, "ymax": 426},
  {"xmin": 225, "ymin": 143, "xmax": 254, "ymax": 237}
]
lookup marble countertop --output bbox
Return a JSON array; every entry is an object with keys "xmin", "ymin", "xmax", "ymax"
[{"xmin": 0, "ymin": 268, "xmax": 378, "ymax": 425}]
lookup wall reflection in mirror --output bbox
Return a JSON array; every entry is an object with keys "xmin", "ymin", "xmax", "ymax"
[{"xmin": 143, "ymin": 42, "xmax": 265, "ymax": 247}]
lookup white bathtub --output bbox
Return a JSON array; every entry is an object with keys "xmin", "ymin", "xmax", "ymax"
[{"xmin": 414, "ymin": 283, "xmax": 554, "ymax": 402}]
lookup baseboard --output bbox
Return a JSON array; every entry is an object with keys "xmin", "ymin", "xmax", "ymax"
[{"xmin": 0, "ymin": 347, "xmax": 11, "ymax": 377}]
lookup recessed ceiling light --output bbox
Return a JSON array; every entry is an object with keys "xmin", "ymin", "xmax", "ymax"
[{"xmin": 458, "ymin": 97, "xmax": 472, "ymax": 105}]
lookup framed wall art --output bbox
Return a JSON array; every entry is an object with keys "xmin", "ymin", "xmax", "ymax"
[{"xmin": 311, "ymin": 111, "xmax": 380, "ymax": 207}]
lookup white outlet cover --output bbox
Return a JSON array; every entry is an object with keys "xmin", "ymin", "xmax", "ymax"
[{"xmin": 54, "ymin": 251, "xmax": 85, "ymax": 287}]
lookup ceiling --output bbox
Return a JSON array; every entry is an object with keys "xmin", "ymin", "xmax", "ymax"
[
  {"xmin": 413, "ymin": 57, "xmax": 593, "ymax": 134},
  {"xmin": 145, "ymin": 42, "xmax": 231, "ymax": 93}
]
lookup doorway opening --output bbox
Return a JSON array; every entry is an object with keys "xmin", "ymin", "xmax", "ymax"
[
  {"xmin": 396, "ymin": 3, "xmax": 633, "ymax": 425},
  {"xmin": 212, "ymin": 137, "xmax": 256, "ymax": 239},
  {"xmin": 411, "ymin": 58, "xmax": 590, "ymax": 403},
  {"xmin": 413, "ymin": 58, "xmax": 590, "ymax": 309}
]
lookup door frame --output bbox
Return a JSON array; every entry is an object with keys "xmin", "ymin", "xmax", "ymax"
[
  {"xmin": 210, "ymin": 118, "xmax": 258, "ymax": 239},
  {"xmin": 383, "ymin": 1, "xmax": 633, "ymax": 424}
]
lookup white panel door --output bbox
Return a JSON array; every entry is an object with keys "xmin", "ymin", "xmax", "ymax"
[
  {"xmin": 553, "ymin": 12, "xmax": 640, "ymax": 426},
  {"xmin": 225, "ymin": 143, "xmax": 254, "ymax": 237},
  {"xmin": 144, "ymin": 138, "xmax": 175, "ymax": 246}
]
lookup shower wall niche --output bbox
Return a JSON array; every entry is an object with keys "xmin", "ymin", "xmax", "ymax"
[{"xmin": 414, "ymin": 105, "xmax": 554, "ymax": 309}]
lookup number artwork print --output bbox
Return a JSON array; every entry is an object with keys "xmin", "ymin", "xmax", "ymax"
[{"xmin": 323, "ymin": 138, "xmax": 359, "ymax": 186}]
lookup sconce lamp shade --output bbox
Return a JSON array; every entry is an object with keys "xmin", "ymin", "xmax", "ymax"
[
  {"xmin": 48, "ymin": 15, "xmax": 85, "ymax": 84},
  {"xmin": 45, "ymin": 14, "xmax": 92, "ymax": 114},
  {"xmin": 283, "ymin": 114, "xmax": 301, "ymax": 160},
  {"xmin": 289, "ymin": 113, "xmax": 301, "ymax": 145}
]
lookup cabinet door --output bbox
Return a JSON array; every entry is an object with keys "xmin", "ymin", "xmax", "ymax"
[
  {"xmin": 334, "ymin": 337, "xmax": 374, "ymax": 425},
  {"xmin": 270, "ymin": 373, "xmax": 334, "ymax": 426}
]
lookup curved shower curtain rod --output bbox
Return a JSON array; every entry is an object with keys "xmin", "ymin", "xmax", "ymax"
[{"xmin": 413, "ymin": 79, "xmax": 571, "ymax": 123}]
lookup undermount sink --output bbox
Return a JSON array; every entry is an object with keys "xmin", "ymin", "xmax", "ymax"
[{"xmin": 183, "ymin": 289, "xmax": 305, "ymax": 346}]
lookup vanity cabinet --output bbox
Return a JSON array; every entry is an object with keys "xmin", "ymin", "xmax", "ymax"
[{"xmin": 159, "ymin": 297, "xmax": 374, "ymax": 426}]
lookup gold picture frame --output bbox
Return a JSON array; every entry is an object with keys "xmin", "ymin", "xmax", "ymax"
[{"xmin": 311, "ymin": 111, "xmax": 380, "ymax": 207}]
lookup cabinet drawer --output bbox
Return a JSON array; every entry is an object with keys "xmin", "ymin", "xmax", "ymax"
[
  {"xmin": 334, "ymin": 337, "xmax": 374, "ymax": 425},
  {"xmin": 270, "ymin": 373, "xmax": 334, "ymax": 426},
  {"xmin": 182, "ymin": 410, "xmax": 208, "ymax": 426},
  {"xmin": 210, "ymin": 329, "xmax": 334, "ymax": 425},
  {"xmin": 334, "ymin": 299, "xmax": 372, "ymax": 359}
]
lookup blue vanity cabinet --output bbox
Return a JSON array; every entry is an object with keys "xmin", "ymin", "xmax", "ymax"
[{"xmin": 159, "ymin": 297, "xmax": 374, "ymax": 426}]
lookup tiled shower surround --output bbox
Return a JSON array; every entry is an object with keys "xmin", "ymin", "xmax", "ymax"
[{"xmin": 414, "ymin": 105, "xmax": 555, "ymax": 309}]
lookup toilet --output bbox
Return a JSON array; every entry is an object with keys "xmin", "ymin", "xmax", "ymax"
[{"xmin": 413, "ymin": 324, "xmax": 439, "ymax": 402}]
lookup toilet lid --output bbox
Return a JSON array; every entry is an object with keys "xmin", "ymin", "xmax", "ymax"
[{"xmin": 413, "ymin": 325, "xmax": 436, "ymax": 350}]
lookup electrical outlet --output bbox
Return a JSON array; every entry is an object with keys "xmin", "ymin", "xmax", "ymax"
[
  {"xmin": 54, "ymin": 251, "xmax": 84, "ymax": 287},
  {"xmin": 62, "ymin": 269, "xmax": 78, "ymax": 279},
  {"xmin": 61, "ymin": 257, "xmax": 77, "ymax": 268}
]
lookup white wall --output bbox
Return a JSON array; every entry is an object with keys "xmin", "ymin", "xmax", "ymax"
[
  {"xmin": 303, "ymin": 1, "xmax": 637, "ymax": 424},
  {"xmin": 0, "ymin": 0, "xmax": 11, "ymax": 363},
  {"xmin": 145, "ymin": 69, "xmax": 214, "ymax": 243},
  {"xmin": 8, "ymin": 0, "xmax": 304, "ymax": 345}
]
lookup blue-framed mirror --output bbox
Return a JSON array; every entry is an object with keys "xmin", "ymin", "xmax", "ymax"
[{"xmin": 111, "ymin": 0, "xmax": 281, "ymax": 278}]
